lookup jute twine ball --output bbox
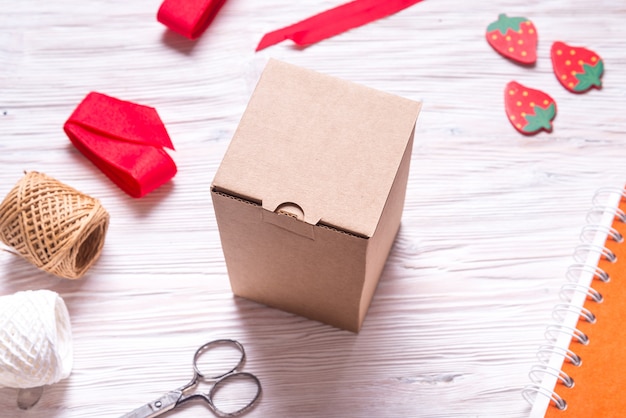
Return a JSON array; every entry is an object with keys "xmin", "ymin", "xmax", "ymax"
[{"xmin": 0, "ymin": 171, "xmax": 109, "ymax": 279}]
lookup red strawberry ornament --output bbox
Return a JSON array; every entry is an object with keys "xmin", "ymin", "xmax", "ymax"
[
  {"xmin": 486, "ymin": 14, "xmax": 537, "ymax": 64},
  {"xmin": 504, "ymin": 81, "xmax": 557, "ymax": 135},
  {"xmin": 551, "ymin": 41, "xmax": 604, "ymax": 93}
]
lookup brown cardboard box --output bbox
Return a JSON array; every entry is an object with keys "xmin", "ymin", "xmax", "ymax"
[{"xmin": 211, "ymin": 59, "xmax": 421, "ymax": 332}]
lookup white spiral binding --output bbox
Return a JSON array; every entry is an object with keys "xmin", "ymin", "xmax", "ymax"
[
  {"xmin": 529, "ymin": 364, "xmax": 574, "ymax": 388},
  {"xmin": 573, "ymin": 243, "xmax": 616, "ymax": 264},
  {"xmin": 565, "ymin": 263, "xmax": 609, "ymax": 284},
  {"xmin": 536, "ymin": 345, "xmax": 581, "ymax": 367},
  {"xmin": 552, "ymin": 303, "xmax": 596, "ymax": 324},
  {"xmin": 580, "ymin": 224, "xmax": 623, "ymax": 244},
  {"xmin": 544, "ymin": 324, "xmax": 589, "ymax": 346},
  {"xmin": 522, "ymin": 384, "xmax": 567, "ymax": 411},
  {"xmin": 591, "ymin": 187, "xmax": 626, "ymax": 208},
  {"xmin": 523, "ymin": 188, "xmax": 624, "ymax": 413},
  {"xmin": 558, "ymin": 282, "xmax": 603, "ymax": 304},
  {"xmin": 585, "ymin": 205, "xmax": 626, "ymax": 225}
]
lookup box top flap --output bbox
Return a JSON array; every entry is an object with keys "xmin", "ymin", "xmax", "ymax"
[{"xmin": 213, "ymin": 59, "xmax": 421, "ymax": 237}]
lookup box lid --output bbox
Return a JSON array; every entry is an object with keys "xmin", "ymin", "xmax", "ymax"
[{"xmin": 213, "ymin": 59, "xmax": 421, "ymax": 238}]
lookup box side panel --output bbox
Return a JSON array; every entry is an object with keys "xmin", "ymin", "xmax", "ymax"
[
  {"xmin": 211, "ymin": 189, "xmax": 368, "ymax": 332},
  {"xmin": 359, "ymin": 126, "xmax": 415, "ymax": 328}
]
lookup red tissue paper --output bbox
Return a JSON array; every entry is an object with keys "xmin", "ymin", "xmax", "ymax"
[
  {"xmin": 64, "ymin": 92, "xmax": 177, "ymax": 198},
  {"xmin": 256, "ymin": 0, "xmax": 425, "ymax": 51},
  {"xmin": 157, "ymin": 0, "xmax": 227, "ymax": 40}
]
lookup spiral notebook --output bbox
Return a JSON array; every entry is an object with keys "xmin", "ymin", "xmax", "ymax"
[{"xmin": 523, "ymin": 186, "xmax": 626, "ymax": 417}]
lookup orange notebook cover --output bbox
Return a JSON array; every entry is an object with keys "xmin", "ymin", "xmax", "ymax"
[{"xmin": 524, "ymin": 187, "xmax": 626, "ymax": 417}]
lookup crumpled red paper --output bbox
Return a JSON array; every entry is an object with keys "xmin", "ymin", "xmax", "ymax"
[
  {"xmin": 256, "ymin": 0, "xmax": 425, "ymax": 51},
  {"xmin": 157, "ymin": 0, "xmax": 228, "ymax": 40},
  {"xmin": 64, "ymin": 92, "xmax": 177, "ymax": 198}
]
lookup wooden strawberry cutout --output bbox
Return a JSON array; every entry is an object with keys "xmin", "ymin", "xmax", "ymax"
[
  {"xmin": 551, "ymin": 41, "xmax": 604, "ymax": 93},
  {"xmin": 505, "ymin": 81, "xmax": 557, "ymax": 135},
  {"xmin": 486, "ymin": 14, "xmax": 537, "ymax": 64}
]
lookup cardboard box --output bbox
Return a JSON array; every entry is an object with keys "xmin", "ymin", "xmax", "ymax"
[{"xmin": 211, "ymin": 59, "xmax": 421, "ymax": 332}]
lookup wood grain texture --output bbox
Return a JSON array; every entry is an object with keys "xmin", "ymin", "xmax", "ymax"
[{"xmin": 0, "ymin": 0, "xmax": 625, "ymax": 416}]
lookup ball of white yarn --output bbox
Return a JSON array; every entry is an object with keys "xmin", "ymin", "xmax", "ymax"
[{"xmin": 0, "ymin": 290, "xmax": 73, "ymax": 388}]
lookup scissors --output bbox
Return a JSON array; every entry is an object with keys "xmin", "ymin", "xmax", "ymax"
[{"xmin": 120, "ymin": 339, "xmax": 262, "ymax": 418}]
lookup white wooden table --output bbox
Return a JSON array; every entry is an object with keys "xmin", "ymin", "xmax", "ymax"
[{"xmin": 1, "ymin": 1, "xmax": 624, "ymax": 416}]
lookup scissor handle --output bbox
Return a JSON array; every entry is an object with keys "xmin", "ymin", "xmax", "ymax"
[
  {"xmin": 185, "ymin": 340, "xmax": 261, "ymax": 417},
  {"xmin": 181, "ymin": 371, "xmax": 262, "ymax": 417},
  {"xmin": 193, "ymin": 339, "xmax": 246, "ymax": 379}
]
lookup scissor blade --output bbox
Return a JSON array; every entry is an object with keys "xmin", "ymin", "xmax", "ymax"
[{"xmin": 120, "ymin": 390, "xmax": 182, "ymax": 418}]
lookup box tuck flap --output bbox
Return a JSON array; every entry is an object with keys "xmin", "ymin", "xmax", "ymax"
[{"xmin": 213, "ymin": 59, "xmax": 421, "ymax": 238}]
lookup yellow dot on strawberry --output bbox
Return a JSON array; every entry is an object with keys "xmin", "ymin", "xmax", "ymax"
[
  {"xmin": 530, "ymin": 102, "xmax": 535, "ymax": 107},
  {"xmin": 529, "ymin": 29, "xmax": 534, "ymax": 34},
  {"xmin": 561, "ymin": 74, "xmax": 567, "ymax": 80},
  {"xmin": 543, "ymin": 99, "xmax": 549, "ymax": 105},
  {"xmin": 510, "ymin": 115, "xmax": 516, "ymax": 121},
  {"xmin": 571, "ymin": 71, "xmax": 577, "ymax": 76},
  {"xmin": 509, "ymin": 90, "xmax": 515, "ymax": 95},
  {"xmin": 556, "ymin": 49, "xmax": 563, "ymax": 55},
  {"xmin": 521, "ymin": 51, "xmax": 527, "ymax": 56},
  {"xmin": 518, "ymin": 29, "xmax": 523, "ymax": 34},
  {"xmin": 516, "ymin": 101, "xmax": 522, "ymax": 106},
  {"xmin": 492, "ymin": 34, "xmax": 498, "ymax": 40},
  {"xmin": 578, "ymin": 60, "xmax": 584, "ymax": 65},
  {"xmin": 570, "ymin": 49, "xmax": 576, "ymax": 55},
  {"xmin": 565, "ymin": 60, "xmax": 571, "ymax": 65},
  {"xmin": 525, "ymin": 21, "xmax": 531, "ymax": 26},
  {"xmin": 518, "ymin": 40, "xmax": 524, "ymax": 45},
  {"xmin": 522, "ymin": 91, "xmax": 528, "ymax": 96},
  {"xmin": 506, "ymin": 35, "xmax": 511, "ymax": 41},
  {"xmin": 592, "ymin": 56, "xmax": 597, "ymax": 62},
  {"xmin": 521, "ymin": 112, "xmax": 526, "ymax": 117},
  {"xmin": 516, "ymin": 123, "xmax": 522, "ymax": 128},
  {"xmin": 568, "ymin": 82, "xmax": 574, "ymax": 87},
  {"xmin": 508, "ymin": 47, "xmax": 514, "ymax": 52}
]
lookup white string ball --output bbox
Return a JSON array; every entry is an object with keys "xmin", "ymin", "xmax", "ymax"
[{"xmin": 0, "ymin": 289, "xmax": 73, "ymax": 388}]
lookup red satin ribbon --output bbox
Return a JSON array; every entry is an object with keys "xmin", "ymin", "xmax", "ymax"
[
  {"xmin": 256, "ymin": 0, "xmax": 425, "ymax": 51},
  {"xmin": 157, "ymin": 0, "xmax": 227, "ymax": 40},
  {"xmin": 64, "ymin": 92, "xmax": 177, "ymax": 198}
]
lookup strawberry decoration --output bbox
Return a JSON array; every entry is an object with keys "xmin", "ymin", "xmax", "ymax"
[
  {"xmin": 551, "ymin": 41, "xmax": 604, "ymax": 93},
  {"xmin": 486, "ymin": 14, "xmax": 537, "ymax": 64},
  {"xmin": 504, "ymin": 81, "xmax": 557, "ymax": 135}
]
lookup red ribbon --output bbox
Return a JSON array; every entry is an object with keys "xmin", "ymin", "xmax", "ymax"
[
  {"xmin": 64, "ymin": 92, "xmax": 177, "ymax": 198},
  {"xmin": 256, "ymin": 0, "xmax": 424, "ymax": 51},
  {"xmin": 157, "ymin": 0, "xmax": 228, "ymax": 40}
]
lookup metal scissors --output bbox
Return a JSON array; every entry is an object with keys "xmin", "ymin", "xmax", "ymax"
[{"xmin": 120, "ymin": 339, "xmax": 262, "ymax": 418}]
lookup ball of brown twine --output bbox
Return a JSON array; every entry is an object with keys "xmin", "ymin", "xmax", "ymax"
[{"xmin": 0, "ymin": 171, "xmax": 109, "ymax": 279}]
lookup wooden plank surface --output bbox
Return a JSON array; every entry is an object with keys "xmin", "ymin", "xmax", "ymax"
[{"xmin": 0, "ymin": 0, "xmax": 624, "ymax": 416}]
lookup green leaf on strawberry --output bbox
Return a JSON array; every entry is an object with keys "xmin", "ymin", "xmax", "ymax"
[
  {"xmin": 551, "ymin": 41, "xmax": 604, "ymax": 93},
  {"xmin": 575, "ymin": 61, "xmax": 604, "ymax": 92},
  {"xmin": 504, "ymin": 81, "xmax": 557, "ymax": 135},
  {"xmin": 486, "ymin": 14, "xmax": 537, "ymax": 64},
  {"xmin": 523, "ymin": 103, "xmax": 556, "ymax": 133}
]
